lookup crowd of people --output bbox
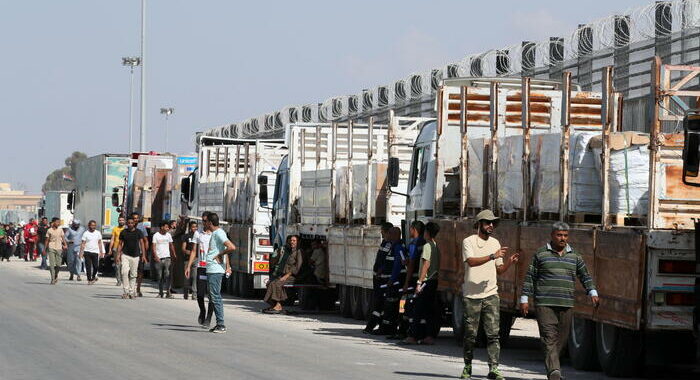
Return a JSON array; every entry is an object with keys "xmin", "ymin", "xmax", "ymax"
[
  {"xmin": 3, "ymin": 208, "xmax": 600, "ymax": 380},
  {"xmin": 3, "ymin": 211, "xmax": 236, "ymax": 334}
]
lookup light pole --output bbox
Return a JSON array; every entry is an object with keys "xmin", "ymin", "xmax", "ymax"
[
  {"xmin": 160, "ymin": 107, "xmax": 174, "ymax": 152},
  {"xmin": 122, "ymin": 57, "xmax": 141, "ymax": 153},
  {"xmin": 140, "ymin": 0, "xmax": 147, "ymax": 151}
]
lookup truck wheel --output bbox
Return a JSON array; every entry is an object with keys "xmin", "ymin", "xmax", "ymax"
[
  {"xmin": 351, "ymin": 286, "xmax": 364, "ymax": 320},
  {"xmin": 499, "ymin": 312, "xmax": 515, "ymax": 347},
  {"xmin": 361, "ymin": 288, "xmax": 373, "ymax": 321},
  {"xmin": 340, "ymin": 285, "xmax": 353, "ymax": 318},
  {"xmin": 318, "ymin": 288, "xmax": 337, "ymax": 311},
  {"xmin": 239, "ymin": 273, "xmax": 254, "ymax": 298},
  {"xmin": 452, "ymin": 295, "xmax": 465, "ymax": 346},
  {"xmin": 298, "ymin": 287, "xmax": 316, "ymax": 310},
  {"xmin": 230, "ymin": 272, "xmax": 241, "ymax": 297},
  {"xmin": 569, "ymin": 317, "xmax": 599, "ymax": 371},
  {"xmin": 596, "ymin": 322, "xmax": 643, "ymax": 377}
]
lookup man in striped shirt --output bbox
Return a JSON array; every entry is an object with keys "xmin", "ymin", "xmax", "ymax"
[{"xmin": 520, "ymin": 222, "xmax": 599, "ymax": 380}]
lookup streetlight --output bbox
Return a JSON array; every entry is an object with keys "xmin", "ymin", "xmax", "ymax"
[
  {"xmin": 140, "ymin": 0, "xmax": 147, "ymax": 151},
  {"xmin": 122, "ymin": 56, "xmax": 141, "ymax": 153},
  {"xmin": 160, "ymin": 107, "xmax": 174, "ymax": 152}
]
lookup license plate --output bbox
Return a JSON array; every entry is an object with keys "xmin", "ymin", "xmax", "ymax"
[{"xmin": 253, "ymin": 261, "xmax": 269, "ymax": 272}]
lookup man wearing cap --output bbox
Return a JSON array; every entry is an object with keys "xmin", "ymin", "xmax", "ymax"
[
  {"xmin": 64, "ymin": 219, "xmax": 85, "ymax": 281},
  {"xmin": 520, "ymin": 222, "xmax": 599, "ymax": 380},
  {"xmin": 460, "ymin": 210, "xmax": 519, "ymax": 380}
]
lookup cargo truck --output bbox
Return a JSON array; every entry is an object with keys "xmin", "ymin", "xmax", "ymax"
[
  {"xmin": 385, "ymin": 60, "xmax": 698, "ymax": 377},
  {"xmin": 42, "ymin": 191, "xmax": 72, "ymax": 228},
  {"xmin": 182, "ymin": 136, "xmax": 285, "ymax": 297},
  {"xmin": 73, "ymin": 154, "xmax": 130, "ymax": 239}
]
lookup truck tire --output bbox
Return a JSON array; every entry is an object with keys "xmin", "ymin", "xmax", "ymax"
[
  {"xmin": 596, "ymin": 322, "xmax": 643, "ymax": 377},
  {"xmin": 318, "ymin": 288, "xmax": 338, "ymax": 311},
  {"xmin": 298, "ymin": 287, "xmax": 316, "ymax": 310},
  {"xmin": 340, "ymin": 285, "xmax": 353, "ymax": 318},
  {"xmin": 239, "ymin": 273, "xmax": 254, "ymax": 298},
  {"xmin": 499, "ymin": 312, "xmax": 516, "ymax": 347},
  {"xmin": 568, "ymin": 317, "xmax": 599, "ymax": 371},
  {"xmin": 351, "ymin": 286, "xmax": 364, "ymax": 320},
  {"xmin": 230, "ymin": 272, "xmax": 241, "ymax": 297},
  {"xmin": 452, "ymin": 295, "xmax": 465, "ymax": 346},
  {"xmin": 361, "ymin": 288, "xmax": 373, "ymax": 321}
]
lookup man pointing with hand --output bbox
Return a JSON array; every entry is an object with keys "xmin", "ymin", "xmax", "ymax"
[
  {"xmin": 520, "ymin": 222, "xmax": 599, "ymax": 380},
  {"xmin": 460, "ymin": 210, "xmax": 518, "ymax": 380}
]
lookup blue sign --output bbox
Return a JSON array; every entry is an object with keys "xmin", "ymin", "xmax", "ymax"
[{"xmin": 178, "ymin": 156, "xmax": 197, "ymax": 165}]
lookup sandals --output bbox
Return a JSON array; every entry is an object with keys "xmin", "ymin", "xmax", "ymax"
[{"xmin": 121, "ymin": 294, "xmax": 129, "ymax": 299}]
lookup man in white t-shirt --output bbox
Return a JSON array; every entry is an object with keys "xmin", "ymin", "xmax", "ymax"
[
  {"xmin": 80, "ymin": 220, "xmax": 105, "ymax": 285},
  {"xmin": 185, "ymin": 211, "xmax": 215, "ymax": 327},
  {"xmin": 152, "ymin": 221, "xmax": 176, "ymax": 298}
]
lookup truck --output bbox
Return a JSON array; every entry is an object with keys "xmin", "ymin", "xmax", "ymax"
[
  {"xmin": 42, "ymin": 191, "xmax": 72, "ymax": 228},
  {"xmin": 268, "ymin": 121, "xmax": 412, "ymax": 310},
  {"xmin": 73, "ymin": 154, "xmax": 130, "ymax": 239},
  {"xmin": 386, "ymin": 59, "xmax": 698, "ymax": 377},
  {"xmin": 182, "ymin": 136, "xmax": 285, "ymax": 297}
]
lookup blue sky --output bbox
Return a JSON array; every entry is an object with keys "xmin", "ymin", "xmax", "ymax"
[{"xmin": 1, "ymin": 0, "xmax": 648, "ymax": 192}]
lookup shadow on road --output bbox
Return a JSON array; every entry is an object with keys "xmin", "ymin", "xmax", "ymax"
[
  {"xmin": 393, "ymin": 371, "xmax": 456, "ymax": 378},
  {"xmin": 151, "ymin": 323, "xmax": 209, "ymax": 333}
]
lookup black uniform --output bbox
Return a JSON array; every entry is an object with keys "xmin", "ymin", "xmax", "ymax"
[
  {"xmin": 396, "ymin": 236, "xmax": 425, "ymax": 338},
  {"xmin": 363, "ymin": 239, "xmax": 393, "ymax": 333}
]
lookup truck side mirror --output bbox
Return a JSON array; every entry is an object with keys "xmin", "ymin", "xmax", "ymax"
[
  {"xmin": 387, "ymin": 157, "xmax": 400, "ymax": 188},
  {"xmin": 180, "ymin": 176, "xmax": 191, "ymax": 202},
  {"xmin": 683, "ymin": 112, "xmax": 700, "ymax": 186},
  {"xmin": 258, "ymin": 174, "xmax": 269, "ymax": 207},
  {"xmin": 66, "ymin": 191, "xmax": 75, "ymax": 211},
  {"xmin": 111, "ymin": 188, "xmax": 120, "ymax": 207}
]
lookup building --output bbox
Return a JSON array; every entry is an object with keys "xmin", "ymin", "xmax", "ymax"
[{"xmin": 0, "ymin": 183, "xmax": 41, "ymax": 223}]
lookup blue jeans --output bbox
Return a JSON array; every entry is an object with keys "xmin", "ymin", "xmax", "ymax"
[
  {"xmin": 38, "ymin": 242, "xmax": 47, "ymax": 269},
  {"xmin": 207, "ymin": 272, "xmax": 224, "ymax": 326},
  {"xmin": 67, "ymin": 249, "xmax": 82, "ymax": 276}
]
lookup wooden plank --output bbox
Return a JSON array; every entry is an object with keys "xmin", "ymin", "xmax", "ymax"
[{"xmin": 592, "ymin": 230, "xmax": 645, "ymax": 329}]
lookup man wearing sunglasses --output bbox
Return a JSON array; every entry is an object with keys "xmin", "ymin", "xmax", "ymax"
[{"xmin": 460, "ymin": 210, "xmax": 519, "ymax": 380}]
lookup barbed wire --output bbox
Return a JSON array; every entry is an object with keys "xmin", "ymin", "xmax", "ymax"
[{"xmin": 203, "ymin": 0, "xmax": 700, "ymax": 135}]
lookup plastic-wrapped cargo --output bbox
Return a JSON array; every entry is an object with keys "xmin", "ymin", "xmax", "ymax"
[
  {"xmin": 569, "ymin": 132, "xmax": 602, "ymax": 213},
  {"xmin": 590, "ymin": 132, "xmax": 650, "ymax": 215},
  {"xmin": 497, "ymin": 135, "xmax": 524, "ymax": 213},
  {"xmin": 351, "ymin": 163, "xmax": 388, "ymax": 221},
  {"xmin": 467, "ymin": 138, "xmax": 487, "ymax": 208},
  {"xmin": 530, "ymin": 133, "xmax": 562, "ymax": 213}
]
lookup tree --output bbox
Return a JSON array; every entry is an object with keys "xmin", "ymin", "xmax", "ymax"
[{"xmin": 41, "ymin": 152, "xmax": 87, "ymax": 193}]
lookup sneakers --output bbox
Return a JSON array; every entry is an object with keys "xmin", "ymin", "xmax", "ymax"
[
  {"xmin": 487, "ymin": 365, "xmax": 505, "ymax": 380},
  {"xmin": 460, "ymin": 365, "xmax": 472, "ymax": 379},
  {"xmin": 77, "ymin": 275, "xmax": 82, "ymax": 282},
  {"xmin": 165, "ymin": 292, "xmax": 174, "ymax": 299},
  {"xmin": 198, "ymin": 314, "xmax": 205, "ymax": 326},
  {"xmin": 210, "ymin": 325, "xmax": 226, "ymax": 333},
  {"xmin": 548, "ymin": 370, "xmax": 561, "ymax": 380},
  {"xmin": 69, "ymin": 274, "xmax": 74, "ymax": 281},
  {"xmin": 203, "ymin": 317, "xmax": 212, "ymax": 328}
]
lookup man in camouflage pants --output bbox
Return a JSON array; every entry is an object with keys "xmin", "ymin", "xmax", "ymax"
[{"xmin": 461, "ymin": 210, "xmax": 518, "ymax": 380}]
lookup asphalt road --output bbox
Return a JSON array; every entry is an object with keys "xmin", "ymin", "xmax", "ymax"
[{"xmin": 0, "ymin": 260, "xmax": 643, "ymax": 380}]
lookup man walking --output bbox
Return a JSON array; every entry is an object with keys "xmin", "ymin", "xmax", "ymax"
[
  {"xmin": 152, "ymin": 221, "xmax": 176, "ymax": 298},
  {"xmin": 37, "ymin": 217, "xmax": 49, "ymax": 270},
  {"xmin": 520, "ymin": 222, "xmax": 599, "ymax": 380},
  {"xmin": 131, "ymin": 212, "xmax": 149, "ymax": 297},
  {"xmin": 204, "ymin": 213, "xmax": 235, "ymax": 333},
  {"xmin": 116, "ymin": 218, "xmax": 145, "ymax": 299},
  {"xmin": 185, "ymin": 216, "xmax": 214, "ymax": 325},
  {"xmin": 80, "ymin": 220, "xmax": 104, "ymax": 285},
  {"xmin": 64, "ymin": 220, "xmax": 85, "ymax": 281},
  {"xmin": 108, "ymin": 216, "xmax": 126, "ymax": 286},
  {"xmin": 461, "ymin": 210, "xmax": 518, "ymax": 380},
  {"xmin": 45, "ymin": 217, "xmax": 67, "ymax": 284}
]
